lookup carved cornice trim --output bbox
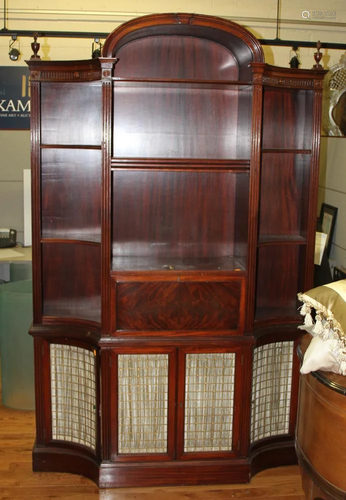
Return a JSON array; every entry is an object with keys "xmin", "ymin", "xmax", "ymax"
[
  {"xmin": 30, "ymin": 70, "xmax": 102, "ymax": 82},
  {"xmin": 261, "ymin": 75, "xmax": 319, "ymax": 88}
]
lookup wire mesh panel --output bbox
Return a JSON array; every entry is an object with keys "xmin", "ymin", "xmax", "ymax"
[
  {"xmin": 251, "ymin": 341, "xmax": 293, "ymax": 444},
  {"xmin": 50, "ymin": 344, "xmax": 97, "ymax": 451},
  {"xmin": 184, "ymin": 352, "xmax": 236, "ymax": 452},
  {"xmin": 118, "ymin": 354, "xmax": 169, "ymax": 454}
]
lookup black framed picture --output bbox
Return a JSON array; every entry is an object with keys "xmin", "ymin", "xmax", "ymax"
[
  {"xmin": 0, "ymin": 66, "xmax": 30, "ymax": 130},
  {"xmin": 319, "ymin": 203, "xmax": 338, "ymax": 257}
]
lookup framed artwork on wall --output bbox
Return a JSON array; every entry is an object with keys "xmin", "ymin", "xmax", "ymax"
[
  {"xmin": 319, "ymin": 203, "xmax": 338, "ymax": 257},
  {"xmin": 0, "ymin": 67, "xmax": 30, "ymax": 130}
]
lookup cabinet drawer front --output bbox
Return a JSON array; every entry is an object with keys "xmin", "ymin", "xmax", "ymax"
[{"xmin": 113, "ymin": 280, "xmax": 244, "ymax": 333}]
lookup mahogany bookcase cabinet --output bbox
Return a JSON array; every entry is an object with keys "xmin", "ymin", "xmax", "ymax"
[{"xmin": 27, "ymin": 13, "xmax": 325, "ymax": 488}]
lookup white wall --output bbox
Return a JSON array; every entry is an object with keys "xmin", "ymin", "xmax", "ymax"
[
  {"xmin": 319, "ymin": 138, "xmax": 346, "ymax": 271},
  {"xmin": 0, "ymin": 0, "xmax": 346, "ymax": 251},
  {"xmin": 1, "ymin": 0, "xmax": 346, "ymax": 67}
]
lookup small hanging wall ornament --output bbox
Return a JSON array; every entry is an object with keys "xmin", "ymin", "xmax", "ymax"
[
  {"xmin": 313, "ymin": 40, "xmax": 323, "ymax": 69},
  {"xmin": 30, "ymin": 32, "xmax": 41, "ymax": 60}
]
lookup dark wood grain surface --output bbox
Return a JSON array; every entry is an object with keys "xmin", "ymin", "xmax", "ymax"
[{"xmin": 26, "ymin": 11, "xmax": 325, "ymax": 489}]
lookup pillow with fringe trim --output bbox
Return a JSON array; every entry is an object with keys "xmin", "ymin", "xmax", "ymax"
[
  {"xmin": 298, "ymin": 279, "xmax": 346, "ymax": 375},
  {"xmin": 300, "ymin": 334, "xmax": 341, "ymax": 374}
]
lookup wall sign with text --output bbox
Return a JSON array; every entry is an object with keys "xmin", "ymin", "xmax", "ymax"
[{"xmin": 0, "ymin": 67, "xmax": 30, "ymax": 130}]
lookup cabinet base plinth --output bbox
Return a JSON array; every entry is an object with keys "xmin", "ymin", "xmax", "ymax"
[
  {"xmin": 250, "ymin": 439, "xmax": 297, "ymax": 478},
  {"xmin": 99, "ymin": 460, "xmax": 251, "ymax": 488},
  {"xmin": 33, "ymin": 445, "xmax": 100, "ymax": 486},
  {"xmin": 33, "ymin": 441, "xmax": 300, "ymax": 488},
  {"xmin": 33, "ymin": 446, "xmax": 251, "ymax": 488}
]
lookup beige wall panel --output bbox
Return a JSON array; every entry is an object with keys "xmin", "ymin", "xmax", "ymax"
[
  {"xmin": 321, "ymin": 138, "xmax": 346, "ymax": 194},
  {"xmin": 323, "ymin": 189, "xmax": 346, "ymax": 267},
  {"xmin": 0, "ymin": 132, "xmax": 30, "ymax": 181},
  {"xmin": 318, "ymin": 138, "xmax": 346, "ymax": 269},
  {"xmin": 1, "ymin": 0, "xmax": 346, "ymax": 254},
  {"xmin": 330, "ymin": 245, "xmax": 346, "ymax": 272},
  {"xmin": 0, "ymin": 181, "xmax": 24, "ymax": 241},
  {"xmin": 1, "ymin": 1, "xmax": 345, "ymax": 67}
]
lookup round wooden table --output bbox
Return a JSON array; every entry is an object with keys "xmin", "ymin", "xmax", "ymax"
[{"xmin": 296, "ymin": 334, "xmax": 346, "ymax": 499}]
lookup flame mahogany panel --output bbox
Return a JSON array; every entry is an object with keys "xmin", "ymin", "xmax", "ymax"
[{"xmin": 114, "ymin": 280, "xmax": 243, "ymax": 332}]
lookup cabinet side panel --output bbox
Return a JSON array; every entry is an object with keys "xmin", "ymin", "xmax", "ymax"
[
  {"xmin": 41, "ymin": 149, "xmax": 102, "ymax": 242},
  {"xmin": 255, "ymin": 245, "xmax": 304, "ymax": 320},
  {"xmin": 42, "ymin": 242, "xmax": 101, "ymax": 323},
  {"xmin": 112, "ymin": 170, "xmax": 236, "ymax": 260},
  {"xmin": 262, "ymin": 89, "xmax": 313, "ymax": 150},
  {"xmin": 41, "ymin": 82, "xmax": 102, "ymax": 146},
  {"xmin": 259, "ymin": 154, "xmax": 310, "ymax": 238}
]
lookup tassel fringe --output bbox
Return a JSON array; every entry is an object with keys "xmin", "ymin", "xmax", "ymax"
[{"xmin": 298, "ymin": 292, "xmax": 346, "ymax": 375}]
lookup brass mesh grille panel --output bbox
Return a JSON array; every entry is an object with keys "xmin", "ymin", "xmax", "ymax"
[
  {"xmin": 251, "ymin": 341, "xmax": 293, "ymax": 443},
  {"xmin": 184, "ymin": 353, "xmax": 235, "ymax": 452},
  {"xmin": 118, "ymin": 354, "xmax": 169, "ymax": 454},
  {"xmin": 50, "ymin": 344, "xmax": 96, "ymax": 451}
]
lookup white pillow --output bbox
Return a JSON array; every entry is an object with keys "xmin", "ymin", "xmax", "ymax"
[{"xmin": 300, "ymin": 335, "xmax": 341, "ymax": 374}]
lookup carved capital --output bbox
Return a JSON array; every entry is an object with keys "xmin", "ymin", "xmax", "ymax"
[{"xmin": 262, "ymin": 76, "xmax": 314, "ymax": 89}]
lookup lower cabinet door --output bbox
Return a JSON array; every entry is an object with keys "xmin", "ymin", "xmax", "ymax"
[
  {"xmin": 110, "ymin": 345, "xmax": 246, "ymax": 462},
  {"xmin": 110, "ymin": 347, "xmax": 177, "ymax": 461},
  {"xmin": 177, "ymin": 346, "xmax": 244, "ymax": 459}
]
